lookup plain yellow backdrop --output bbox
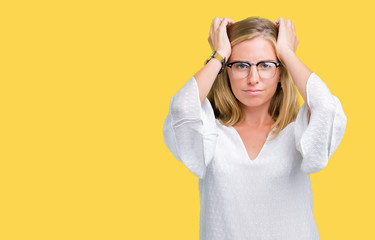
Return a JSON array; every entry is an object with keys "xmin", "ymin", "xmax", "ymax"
[{"xmin": 0, "ymin": 0, "xmax": 373, "ymax": 239}]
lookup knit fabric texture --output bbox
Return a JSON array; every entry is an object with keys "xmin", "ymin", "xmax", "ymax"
[{"xmin": 163, "ymin": 72, "xmax": 347, "ymax": 240}]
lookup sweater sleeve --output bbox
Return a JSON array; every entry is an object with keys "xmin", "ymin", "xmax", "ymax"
[
  {"xmin": 162, "ymin": 76, "xmax": 219, "ymax": 179},
  {"xmin": 294, "ymin": 73, "xmax": 347, "ymax": 174}
]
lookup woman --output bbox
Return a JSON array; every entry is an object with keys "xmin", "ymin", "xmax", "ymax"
[{"xmin": 163, "ymin": 16, "xmax": 347, "ymax": 239}]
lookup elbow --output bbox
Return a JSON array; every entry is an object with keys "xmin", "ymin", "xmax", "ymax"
[
  {"xmin": 170, "ymin": 96, "xmax": 202, "ymax": 122},
  {"xmin": 310, "ymin": 94, "xmax": 337, "ymax": 116},
  {"xmin": 300, "ymin": 155, "xmax": 329, "ymax": 174},
  {"xmin": 179, "ymin": 154, "xmax": 207, "ymax": 179},
  {"xmin": 170, "ymin": 100, "xmax": 187, "ymax": 117}
]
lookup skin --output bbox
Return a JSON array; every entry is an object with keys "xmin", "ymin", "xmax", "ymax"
[
  {"xmin": 228, "ymin": 36, "xmax": 280, "ymax": 128},
  {"xmin": 227, "ymin": 37, "xmax": 280, "ymax": 160},
  {"xmin": 194, "ymin": 17, "xmax": 313, "ymax": 160}
]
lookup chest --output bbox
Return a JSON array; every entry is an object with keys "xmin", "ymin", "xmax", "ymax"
[
  {"xmin": 209, "ymin": 124, "xmax": 301, "ymax": 178},
  {"xmin": 233, "ymin": 127, "xmax": 270, "ymax": 161}
]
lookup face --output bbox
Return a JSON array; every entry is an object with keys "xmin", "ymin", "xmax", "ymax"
[{"xmin": 227, "ymin": 36, "xmax": 280, "ymax": 109}]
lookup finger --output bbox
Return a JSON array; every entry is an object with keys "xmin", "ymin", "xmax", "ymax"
[
  {"xmin": 209, "ymin": 18, "xmax": 220, "ymax": 38},
  {"xmin": 212, "ymin": 17, "xmax": 222, "ymax": 24},
  {"xmin": 220, "ymin": 17, "xmax": 231, "ymax": 27},
  {"xmin": 278, "ymin": 17, "xmax": 285, "ymax": 28},
  {"xmin": 227, "ymin": 18, "xmax": 235, "ymax": 25},
  {"xmin": 210, "ymin": 17, "xmax": 217, "ymax": 29},
  {"xmin": 210, "ymin": 17, "xmax": 216, "ymax": 33},
  {"xmin": 286, "ymin": 19, "xmax": 295, "ymax": 34},
  {"xmin": 273, "ymin": 18, "xmax": 280, "ymax": 26},
  {"xmin": 273, "ymin": 18, "xmax": 280, "ymax": 23},
  {"xmin": 285, "ymin": 19, "xmax": 292, "ymax": 28},
  {"xmin": 220, "ymin": 17, "xmax": 232, "ymax": 30},
  {"xmin": 208, "ymin": 37, "xmax": 212, "ymax": 50},
  {"xmin": 213, "ymin": 17, "xmax": 222, "ymax": 31}
]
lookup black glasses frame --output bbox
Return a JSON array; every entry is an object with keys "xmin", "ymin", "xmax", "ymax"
[{"xmin": 226, "ymin": 60, "xmax": 281, "ymax": 68}]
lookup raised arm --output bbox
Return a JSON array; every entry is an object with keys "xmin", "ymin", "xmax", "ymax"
[
  {"xmin": 273, "ymin": 18, "xmax": 347, "ymax": 174},
  {"xmin": 194, "ymin": 17, "xmax": 234, "ymax": 106},
  {"xmin": 274, "ymin": 17, "xmax": 312, "ymax": 116},
  {"xmin": 162, "ymin": 17, "xmax": 234, "ymax": 179}
]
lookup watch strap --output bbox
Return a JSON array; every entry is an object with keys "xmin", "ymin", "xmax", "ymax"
[{"xmin": 205, "ymin": 50, "xmax": 227, "ymax": 74}]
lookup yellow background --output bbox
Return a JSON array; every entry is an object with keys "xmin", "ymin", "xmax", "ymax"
[{"xmin": 0, "ymin": 0, "xmax": 373, "ymax": 239}]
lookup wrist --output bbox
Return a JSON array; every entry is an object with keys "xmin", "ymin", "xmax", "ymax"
[
  {"xmin": 216, "ymin": 50, "xmax": 230, "ymax": 60},
  {"xmin": 210, "ymin": 57, "xmax": 223, "ymax": 65},
  {"xmin": 205, "ymin": 50, "xmax": 227, "ymax": 74},
  {"xmin": 279, "ymin": 48, "xmax": 295, "ymax": 60}
]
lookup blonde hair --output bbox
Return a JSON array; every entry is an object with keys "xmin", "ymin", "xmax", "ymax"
[{"xmin": 207, "ymin": 17, "xmax": 300, "ymax": 141}]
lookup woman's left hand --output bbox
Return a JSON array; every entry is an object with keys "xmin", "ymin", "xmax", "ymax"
[{"xmin": 273, "ymin": 17, "xmax": 299, "ymax": 62}]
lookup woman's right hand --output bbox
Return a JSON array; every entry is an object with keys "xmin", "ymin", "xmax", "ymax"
[{"xmin": 208, "ymin": 17, "xmax": 235, "ymax": 60}]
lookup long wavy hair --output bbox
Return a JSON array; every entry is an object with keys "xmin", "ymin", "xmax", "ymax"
[{"xmin": 207, "ymin": 17, "xmax": 300, "ymax": 141}]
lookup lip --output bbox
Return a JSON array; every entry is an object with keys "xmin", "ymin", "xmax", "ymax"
[{"xmin": 244, "ymin": 90, "xmax": 264, "ymax": 95}]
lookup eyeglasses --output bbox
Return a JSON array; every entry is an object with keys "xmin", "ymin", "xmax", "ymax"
[{"xmin": 226, "ymin": 61, "xmax": 281, "ymax": 80}]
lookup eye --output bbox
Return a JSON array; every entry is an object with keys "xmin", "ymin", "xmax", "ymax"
[
  {"xmin": 259, "ymin": 62, "xmax": 272, "ymax": 69},
  {"xmin": 234, "ymin": 63, "xmax": 249, "ymax": 69}
]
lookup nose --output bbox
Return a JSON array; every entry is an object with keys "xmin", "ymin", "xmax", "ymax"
[{"xmin": 247, "ymin": 65, "xmax": 259, "ymax": 85}]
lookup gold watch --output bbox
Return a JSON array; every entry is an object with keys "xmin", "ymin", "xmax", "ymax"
[{"xmin": 205, "ymin": 50, "xmax": 226, "ymax": 74}]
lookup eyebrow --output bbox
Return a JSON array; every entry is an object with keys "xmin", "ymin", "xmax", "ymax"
[{"xmin": 231, "ymin": 59, "xmax": 277, "ymax": 62}]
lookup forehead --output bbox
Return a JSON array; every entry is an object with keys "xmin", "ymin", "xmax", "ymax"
[{"xmin": 230, "ymin": 37, "xmax": 277, "ymax": 62}]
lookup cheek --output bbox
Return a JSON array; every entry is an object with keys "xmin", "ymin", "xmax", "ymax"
[
  {"xmin": 267, "ymin": 81, "xmax": 279, "ymax": 94},
  {"xmin": 269, "ymin": 71, "xmax": 281, "ymax": 92},
  {"xmin": 229, "ymin": 80, "xmax": 241, "ymax": 97}
]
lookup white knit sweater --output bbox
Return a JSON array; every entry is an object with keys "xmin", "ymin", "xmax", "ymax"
[{"xmin": 163, "ymin": 72, "xmax": 347, "ymax": 240}]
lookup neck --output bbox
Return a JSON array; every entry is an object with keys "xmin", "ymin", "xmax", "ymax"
[{"xmin": 237, "ymin": 102, "xmax": 275, "ymax": 127}]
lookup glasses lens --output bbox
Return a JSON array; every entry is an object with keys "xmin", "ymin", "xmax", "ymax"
[
  {"xmin": 230, "ymin": 62, "xmax": 278, "ymax": 79},
  {"xmin": 231, "ymin": 63, "xmax": 250, "ymax": 79},
  {"xmin": 258, "ymin": 62, "xmax": 277, "ymax": 79}
]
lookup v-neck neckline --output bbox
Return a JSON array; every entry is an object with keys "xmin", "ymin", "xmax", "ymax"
[{"xmin": 229, "ymin": 125, "xmax": 274, "ymax": 162}]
